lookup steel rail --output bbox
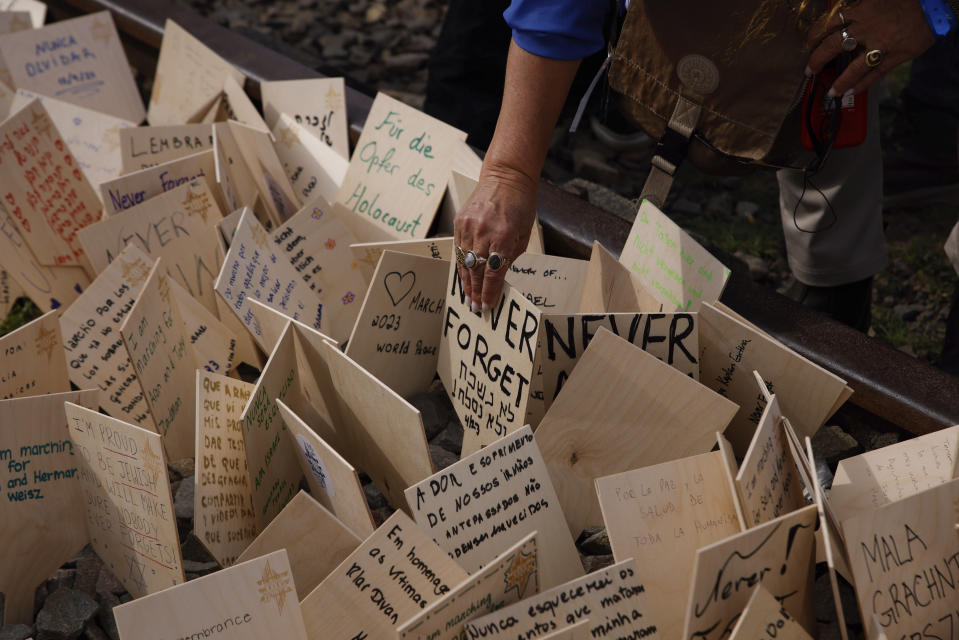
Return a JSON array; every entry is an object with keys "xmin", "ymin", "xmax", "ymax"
[{"xmin": 45, "ymin": 0, "xmax": 959, "ymax": 435}]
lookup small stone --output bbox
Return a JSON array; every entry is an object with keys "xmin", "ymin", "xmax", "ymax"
[
  {"xmin": 0, "ymin": 625, "xmax": 33, "ymax": 640},
  {"xmin": 365, "ymin": 3, "xmax": 387, "ymax": 22},
  {"xmin": 734, "ymin": 251, "xmax": 769, "ymax": 282},
  {"xmin": 893, "ymin": 304, "xmax": 924, "ymax": 322},
  {"xmin": 93, "ymin": 567, "xmax": 124, "ymax": 597},
  {"xmin": 735, "ymin": 201, "xmax": 760, "ymax": 219},
  {"xmin": 429, "ymin": 444, "xmax": 458, "ymax": 472},
  {"xmin": 863, "ymin": 431, "xmax": 900, "ymax": 452},
  {"xmin": 811, "ymin": 425, "xmax": 860, "ymax": 469},
  {"xmin": 580, "ymin": 554, "xmax": 615, "ymax": 574},
  {"xmin": 94, "ymin": 594, "xmax": 120, "ymax": 640},
  {"xmin": 430, "ymin": 419, "xmax": 463, "ymax": 456},
  {"xmin": 168, "ymin": 458, "xmax": 195, "ymax": 479},
  {"xmin": 579, "ymin": 529, "xmax": 611, "ymax": 556},
  {"xmin": 408, "ymin": 391, "xmax": 453, "ymax": 441},
  {"xmin": 371, "ymin": 506, "xmax": 393, "ymax": 528},
  {"xmin": 363, "ymin": 482, "xmax": 389, "ymax": 511},
  {"xmin": 36, "ymin": 588, "xmax": 99, "ymax": 640},
  {"xmin": 73, "ymin": 553, "xmax": 102, "ymax": 597},
  {"xmin": 82, "ymin": 625, "xmax": 109, "ymax": 640},
  {"xmin": 383, "ymin": 52, "xmax": 429, "ymax": 72},
  {"xmin": 180, "ymin": 532, "xmax": 218, "ymax": 564},
  {"xmin": 174, "ymin": 476, "xmax": 195, "ymax": 520}
]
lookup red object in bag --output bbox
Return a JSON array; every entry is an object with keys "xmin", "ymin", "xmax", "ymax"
[{"xmin": 801, "ymin": 59, "xmax": 868, "ymax": 151}]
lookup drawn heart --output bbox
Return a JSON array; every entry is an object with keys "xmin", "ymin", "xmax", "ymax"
[{"xmin": 384, "ymin": 271, "xmax": 416, "ymax": 307}]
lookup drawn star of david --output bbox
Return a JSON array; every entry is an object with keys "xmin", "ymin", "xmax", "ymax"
[
  {"xmin": 90, "ymin": 18, "xmax": 112, "ymax": 45},
  {"xmin": 34, "ymin": 326, "xmax": 58, "ymax": 361},
  {"xmin": 257, "ymin": 560, "xmax": 293, "ymax": 615},
  {"xmin": 127, "ymin": 554, "xmax": 147, "ymax": 592}
]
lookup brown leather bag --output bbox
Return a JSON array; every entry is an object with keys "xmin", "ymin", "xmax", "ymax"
[{"xmin": 608, "ymin": 0, "xmax": 828, "ymax": 204}]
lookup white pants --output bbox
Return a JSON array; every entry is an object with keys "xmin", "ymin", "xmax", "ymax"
[{"xmin": 777, "ymin": 90, "xmax": 887, "ymax": 287}]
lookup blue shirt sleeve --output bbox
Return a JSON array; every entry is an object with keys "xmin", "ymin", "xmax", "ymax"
[{"xmin": 504, "ymin": 0, "xmax": 615, "ymax": 61}]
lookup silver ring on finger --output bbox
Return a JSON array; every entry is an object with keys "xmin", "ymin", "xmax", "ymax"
[
  {"xmin": 840, "ymin": 28, "xmax": 857, "ymax": 52},
  {"xmin": 464, "ymin": 251, "xmax": 486, "ymax": 269}
]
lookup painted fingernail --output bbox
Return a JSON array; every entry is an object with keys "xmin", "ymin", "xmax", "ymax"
[
  {"xmin": 471, "ymin": 301, "xmax": 480, "ymax": 313},
  {"xmin": 482, "ymin": 303, "xmax": 489, "ymax": 313},
  {"xmin": 843, "ymin": 88, "xmax": 854, "ymax": 99},
  {"xmin": 465, "ymin": 295, "xmax": 472, "ymax": 308},
  {"xmin": 826, "ymin": 87, "xmax": 837, "ymax": 99},
  {"xmin": 804, "ymin": 65, "xmax": 812, "ymax": 77}
]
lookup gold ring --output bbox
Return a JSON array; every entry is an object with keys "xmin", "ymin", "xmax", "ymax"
[
  {"xmin": 865, "ymin": 49, "xmax": 882, "ymax": 68},
  {"xmin": 455, "ymin": 245, "xmax": 466, "ymax": 267}
]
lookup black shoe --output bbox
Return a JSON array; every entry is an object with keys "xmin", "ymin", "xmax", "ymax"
[{"xmin": 782, "ymin": 276, "xmax": 873, "ymax": 333}]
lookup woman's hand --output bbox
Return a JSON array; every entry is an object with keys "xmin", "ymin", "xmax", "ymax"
[
  {"xmin": 451, "ymin": 39, "xmax": 580, "ymax": 312},
  {"xmin": 454, "ymin": 165, "xmax": 537, "ymax": 312},
  {"xmin": 806, "ymin": 0, "xmax": 935, "ymax": 97}
]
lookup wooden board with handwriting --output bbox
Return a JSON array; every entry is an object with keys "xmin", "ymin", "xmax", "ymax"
[
  {"xmin": 214, "ymin": 208, "xmax": 326, "ymax": 351},
  {"xmin": 0, "ymin": 210, "xmax": 90, "ymax": 312},
  {"xmin": 728, "ymin": 586, "xmax": 813, "ymax": 640},
  {"xmin": 120, "ymin": 124, "xmax": 214, "ymax": 173},
  {"xmin": 0, "ymin": 12, "xmax": 145, "ymax": 123},
  {"xmin": 539, "ymin": 311, "xmax": 699, "ymax": 410},
  {"xmin": 97, "ymin": 149, "xmax": 220, "ymax": 218},
  {"xmin": 0, "ymin": 389, "xmax": 98, "ymax": 624},
  {"xmin": 0, "ymin": 308, "xmax": 69, "ymax": 399},
  {"xmin": 579, "ymin": 241, "xmax": 663, "ymax": 313},
  {"xmin": 59, "ymin": 244, "xmax": 155, "ymax": 429},
  {"xmin": 596, "ymin": 451, "xmax": 742, "ymax": 638},
  {"xmin": 0, "ymin": 269, "xmax": 21, "ymax": 318},
  {"xmin": 439, "ymin": 260, "xmax": 541, "ymax": 455},
  {"xmin": 270, "ymin": 199, "xmax": 368, "ymax": 344},
  {"xmin": 65, "ymin": 401, "xmax": 185, "ymax": 598},
  {"xmin": 398, "ymin": 533, "xmax": 541, "ymax": 639},
  {"xmin": 113, "ymin": 549, "xmax": 308, "ymax": 640},
  {"xmin": 537, "ymin": 327, "xmax": 738, "ymax": 534},
  {"xmin": 619, "ymin": 200, "xmax": 730, "ymax": 311},
  {"xmin": 211, "ymin": 122, "xmax": 258, "ymax": 214},
  {"xmin": 735, "ymin": 385, "xmax": 806, "ymax": 527},
  {"xmin": 830, "ymin": 424, "xmax": 958, "ymax": 527},
  {"xmin": 194, "ymin": 370, "xmax": 256, "ymax": 567},
  {"xmin": 0, "ymin": 99, "xmax": 101, "ymax": 271},
  {"xmin": 148, "ymin": 19, "xmax": 245, "ymax": 126},
  {"xmin": 261, "ymin": 78, "xmax": 349, "ymax": 159},
  {"xmin": 240, "ymin": 323, "xmax": 310, "ymax": 529},
  {"xmin": 10, "ymin": 89, "xmax": 134, "ymax": 188},
  {"xmin": 683, "ymin": 504, "xmax": 817, "ymax": 640},
  {"xmin": 336, "ymin": 92, "xmax": 467, "ymax": 239},
  {"xmin": 278, "ymin": 399, "xmax": 375, "ymax": 537},
  {"xmin": 345, "ymin": 250, "xmax": 448, "ymax": 398},
  {"xmin": 507, "ymin": 253, "xmax": 588, "ymax": 313},
  {"xmin": 81, "ymin": 179, "xmax": 223, "ymax": 314},
  {"xmin": 235, "ymin": 490, "xmax": 362, "ymax": 597},
  {"xmin": 464, "ymin": 558, "xmax": 655, "ymax": 640},
  {"xmin": 169, "ymin": 277, "xmax": 238, "ymax": 375},
  {"xmin": 407, "ymin": 425, "xmax": 583, "ymax": 590},
  {"xmin": 299, "ymin": 509, "xmax": 469, "ymax": 640},
  {"xmin": 120, "ymin": 260, "xmax": 198, "ymax": 461},
  {"xmin": 699, "ymin": 302, "xmax": 850, "ymax": 456},
  {"xmin": 273, "ymin": 113, "xmax": 348, "ymax": 208},
  {"xmin": 843, "ymin": 478, "xmax": 959, "ymax": 640}
]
